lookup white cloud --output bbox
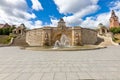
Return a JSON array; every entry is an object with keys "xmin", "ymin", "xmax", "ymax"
[
  {"xmin": 80, "ymin": 0, "xmax": 120, "ymax": 28},
  {"xmin": 54, "ymin": 0, "xmax": 98, "ymax": 14},
  {"xmin": 22, "ymin": 20, "xmax": 43, "ymax": 29},
  {"xmin": 53, "ymin": 0, "xmax": 120, "ymax": 29},
  {"xmin": 34, "ymin": 20, "xmax": 43, "ymax": 28},
  {"xmin": 63, "ymin": 5, "xmax": 99, "ymax": 26},
  {"xmin": 81, "ymin": 12, "xmax": 110, "ymax": 28},
  {"xmin": 49, "ymin": 18, "xmax": 59, "ymax": 27},
  {"xmin": 44, "ymin": 17, "xmax": 58, "ymax": 27},
  {"xmin": 81, "ymin": 1, "xmax": 120, "ymax": 28},
  {"xmin": 0, "ymin": 0, "xmax": 43, "ymax": 29},
  {"xmin": 110, "ymin": 0, "xmax": 120, "ymax": 10},
  {"xmin": 53, "ymin": 0, "xmax": 99, "ymax": 26},
  {"xmin": 31, "ymin": 0, "xmax": 43, "ymax": 11}
]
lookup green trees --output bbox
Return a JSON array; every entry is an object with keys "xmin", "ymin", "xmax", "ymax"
[
  {"xmin": 0, "ymin": 29, "xmax": 2, "ymax": 35},
  {"xmin": 0, "ymin": 27, "xmax": 15, "ymax": 35},
  {"xmin": 110, "ymin": 27, "xmax": 120, "ymax": 34}
]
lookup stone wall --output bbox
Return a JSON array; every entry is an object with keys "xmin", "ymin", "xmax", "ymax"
[
  {"xmin": 81, "ymin": 28, "xmax": 97, "ymax": 44},
  {"xmin": 42, "ymin": 27, "xmax": 52, "ymax": 46},
  {"xmin": 26, "ymin": 29, "xmax": 44, "ymax": 46},
  {"xmin": 72, "ymin": 27, "xmax": 82, "ymax": 46},
  {"xmin": 26, "ymin": 27, "xmax": 98, "ymax": 46},
  {"xmin": 26, "ymin": 18, "xmax": 98, "ymax": 46}
]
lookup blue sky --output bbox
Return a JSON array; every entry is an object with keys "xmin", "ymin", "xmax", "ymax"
[{"xmin": 0, "ymin": 0, "xmax": 120, "ymax": 29}]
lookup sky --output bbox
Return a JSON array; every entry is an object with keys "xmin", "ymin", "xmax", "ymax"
[{"xmin": 0, "ymin": 0, "xmax": 120, "ymax": 29}]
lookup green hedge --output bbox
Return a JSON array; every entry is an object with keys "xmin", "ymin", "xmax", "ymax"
[{"xmin": 110, "ymin": 27, "xmax": 120, "ymax": 34}]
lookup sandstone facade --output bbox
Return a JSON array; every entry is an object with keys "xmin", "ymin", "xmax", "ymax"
[
  {"xmin": 12, "ymin": 24, "xmax": 26, "ymax": 35},
  {"xmin": 97, "ymin": 23, "xmax": 108, "ymax": 35},
  {"xmin": 26, "ymin": 19, "xmax": 97, "ymax": 46}
]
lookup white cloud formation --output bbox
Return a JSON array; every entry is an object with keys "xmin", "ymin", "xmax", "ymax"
[
  {"xmin": 0, "ymin": 0, "xmax": 43, "ymax": 29},
  {"xmin": 49, "ymin": 18, "xmax": 59, "ymax": 27},
  {"xmin": 34, "ymin": 20, "xmax": 43, "ymax": 28},
  {"xmin": 81, "ymin": 12, "xmax": 110, "ymax": 28},
  {"xmin": 1, "ymin": 0, "xmax": 120, "ymax": 29},
  {"xmin": 52, "ymin": 0, "xmax": 120, "ymax": 29},
  {"xmin": 63, "ymin": 5, "xmax": 98, "ymax": 26},
  {"xmin": 110, "ymin": 0, "xmax": 120, "ymax": 10},
  {"xmin": 81, "ymin": 0, "xmax": 120, "ymax": 28},
  {"xmin": 21, "ymin": 20, "xmax": 43, "ymax": 29},
  {"xmin": 54, "ymin": 0, "xmax": 98, "ymax": 14},
  {"xmin": 53, "ymin": 0, "xmax": 99, "ymax": 26},
  {"xmin": 31, "ymin": 0, "xmax": 43, "ymax": 11}
]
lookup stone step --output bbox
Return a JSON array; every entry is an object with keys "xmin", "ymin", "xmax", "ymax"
[{"xmin": 11, "ymin": 34, "xmax": 28, "ymax": 46}]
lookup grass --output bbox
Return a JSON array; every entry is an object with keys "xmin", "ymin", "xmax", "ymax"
[{"xmin": 0, "ymin": 35, "xmax": 11, "ymax": 44}]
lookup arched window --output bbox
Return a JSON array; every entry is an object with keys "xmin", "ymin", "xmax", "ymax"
[
  {"xmin": 102, "ymin": 29, "xmax": 105, "ymax": 33},
  {"xmin": 18, "ymin": 30, "xmax": 21, "ymax": 34}
]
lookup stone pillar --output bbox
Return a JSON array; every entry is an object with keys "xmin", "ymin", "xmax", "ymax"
[
  {"xmin": 72, "ymin": 27, "xmax": 75, "ymax": 46},
  {"xmin": 72, "ymin": 27, "xmax": 83, "ymax": 46},
  {"xmin": 99, "ymin": 29, "xmax": 102, "ymax": 35},
  {"xmin": 105, "ymin": 29, "xmax": 107, "ymax": 34},
  {"xmin": 43, "ymin": 27, "xmax": 52, "ymax": 46}
]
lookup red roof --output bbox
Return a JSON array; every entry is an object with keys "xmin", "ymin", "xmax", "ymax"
[
  {"xmin": 0, "ymin": 23, "xmax": 11, "ymax": 28},
  {"xmin": 0, "ymin": 24, "xmax": 4, "ymax": 28}
]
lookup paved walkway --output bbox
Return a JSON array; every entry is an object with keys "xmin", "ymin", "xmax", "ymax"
[{"xmin": 0, "ymin": 46, "xmax": 120, "ymax": 80}]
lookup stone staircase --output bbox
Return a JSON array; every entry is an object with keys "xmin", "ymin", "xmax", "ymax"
[
  {"xmin": 97, "ymin": 34, "xmax": 118, "ymax": 46},
  {"xmin": 11, "ymin": 34, "xmax": 28, "ymax": 46}
]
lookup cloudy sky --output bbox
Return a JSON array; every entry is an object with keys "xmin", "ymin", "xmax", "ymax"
[{"xmin": 0, "ymin": 0, "xmax": 120, "ymax": 29}]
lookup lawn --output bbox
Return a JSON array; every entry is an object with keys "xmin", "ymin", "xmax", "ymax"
[{"xmin": 0, "ymin": 35, "xmax": 11, "ymax": 44}]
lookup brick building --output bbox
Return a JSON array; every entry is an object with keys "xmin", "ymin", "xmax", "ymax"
[{"xmin": 109, "ymin": 10, "xmax": 120, "ymax": 28}]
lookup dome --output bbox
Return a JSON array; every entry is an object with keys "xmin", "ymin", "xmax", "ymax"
[{"xmin": 98, "ymin": 23, "xmax": 106, "ymax": 29}]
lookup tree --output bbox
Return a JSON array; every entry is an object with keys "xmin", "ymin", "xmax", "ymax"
[
  {"xmin": 0, "ymin": 29, "xmax": 2, "ymax": 35},
  {"xmin": 110, "ymin": 27, "xmax": 120, "ymax": 34},
  {"xmin": 0, "ymin": 27, "xmax": 15, "ymax": 35}
]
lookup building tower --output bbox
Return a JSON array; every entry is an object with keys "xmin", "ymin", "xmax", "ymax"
[
  {"xmin": 57, "ymin": 18, "xmax": 66, "ymax": 30},
  {"xmin": 109, "ymin": 10, "xmax": 120, "ymax": 28}
]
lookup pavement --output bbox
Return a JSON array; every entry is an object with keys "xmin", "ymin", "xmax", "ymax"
[{"xmin": 0, "ymin": 46, "xmax": 120, "ymax": 80}]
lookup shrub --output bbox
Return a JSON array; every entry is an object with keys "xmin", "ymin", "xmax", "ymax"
[
  {"xmin": 0, "ymin": 27, "xmax": 15, "ymax": 35},
  {"xmin": 113, "ymin": 37, "xmax": 119, "ymax": 42},
  {"xmin": 110, "ymin": 27, "xmax": 120, "ymax": 34}
]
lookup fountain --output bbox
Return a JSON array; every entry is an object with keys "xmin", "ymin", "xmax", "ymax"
[
  {"xmin": 53, "ymin": 40, "xmax": 61, "ymax": 49},
  {"xmin": 24, "ymin": 33, "xmax": 101, "ymax": 51},
  {"xmin": 53, "ymin": 34, "xmax": 70, "ymax": 49}
]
